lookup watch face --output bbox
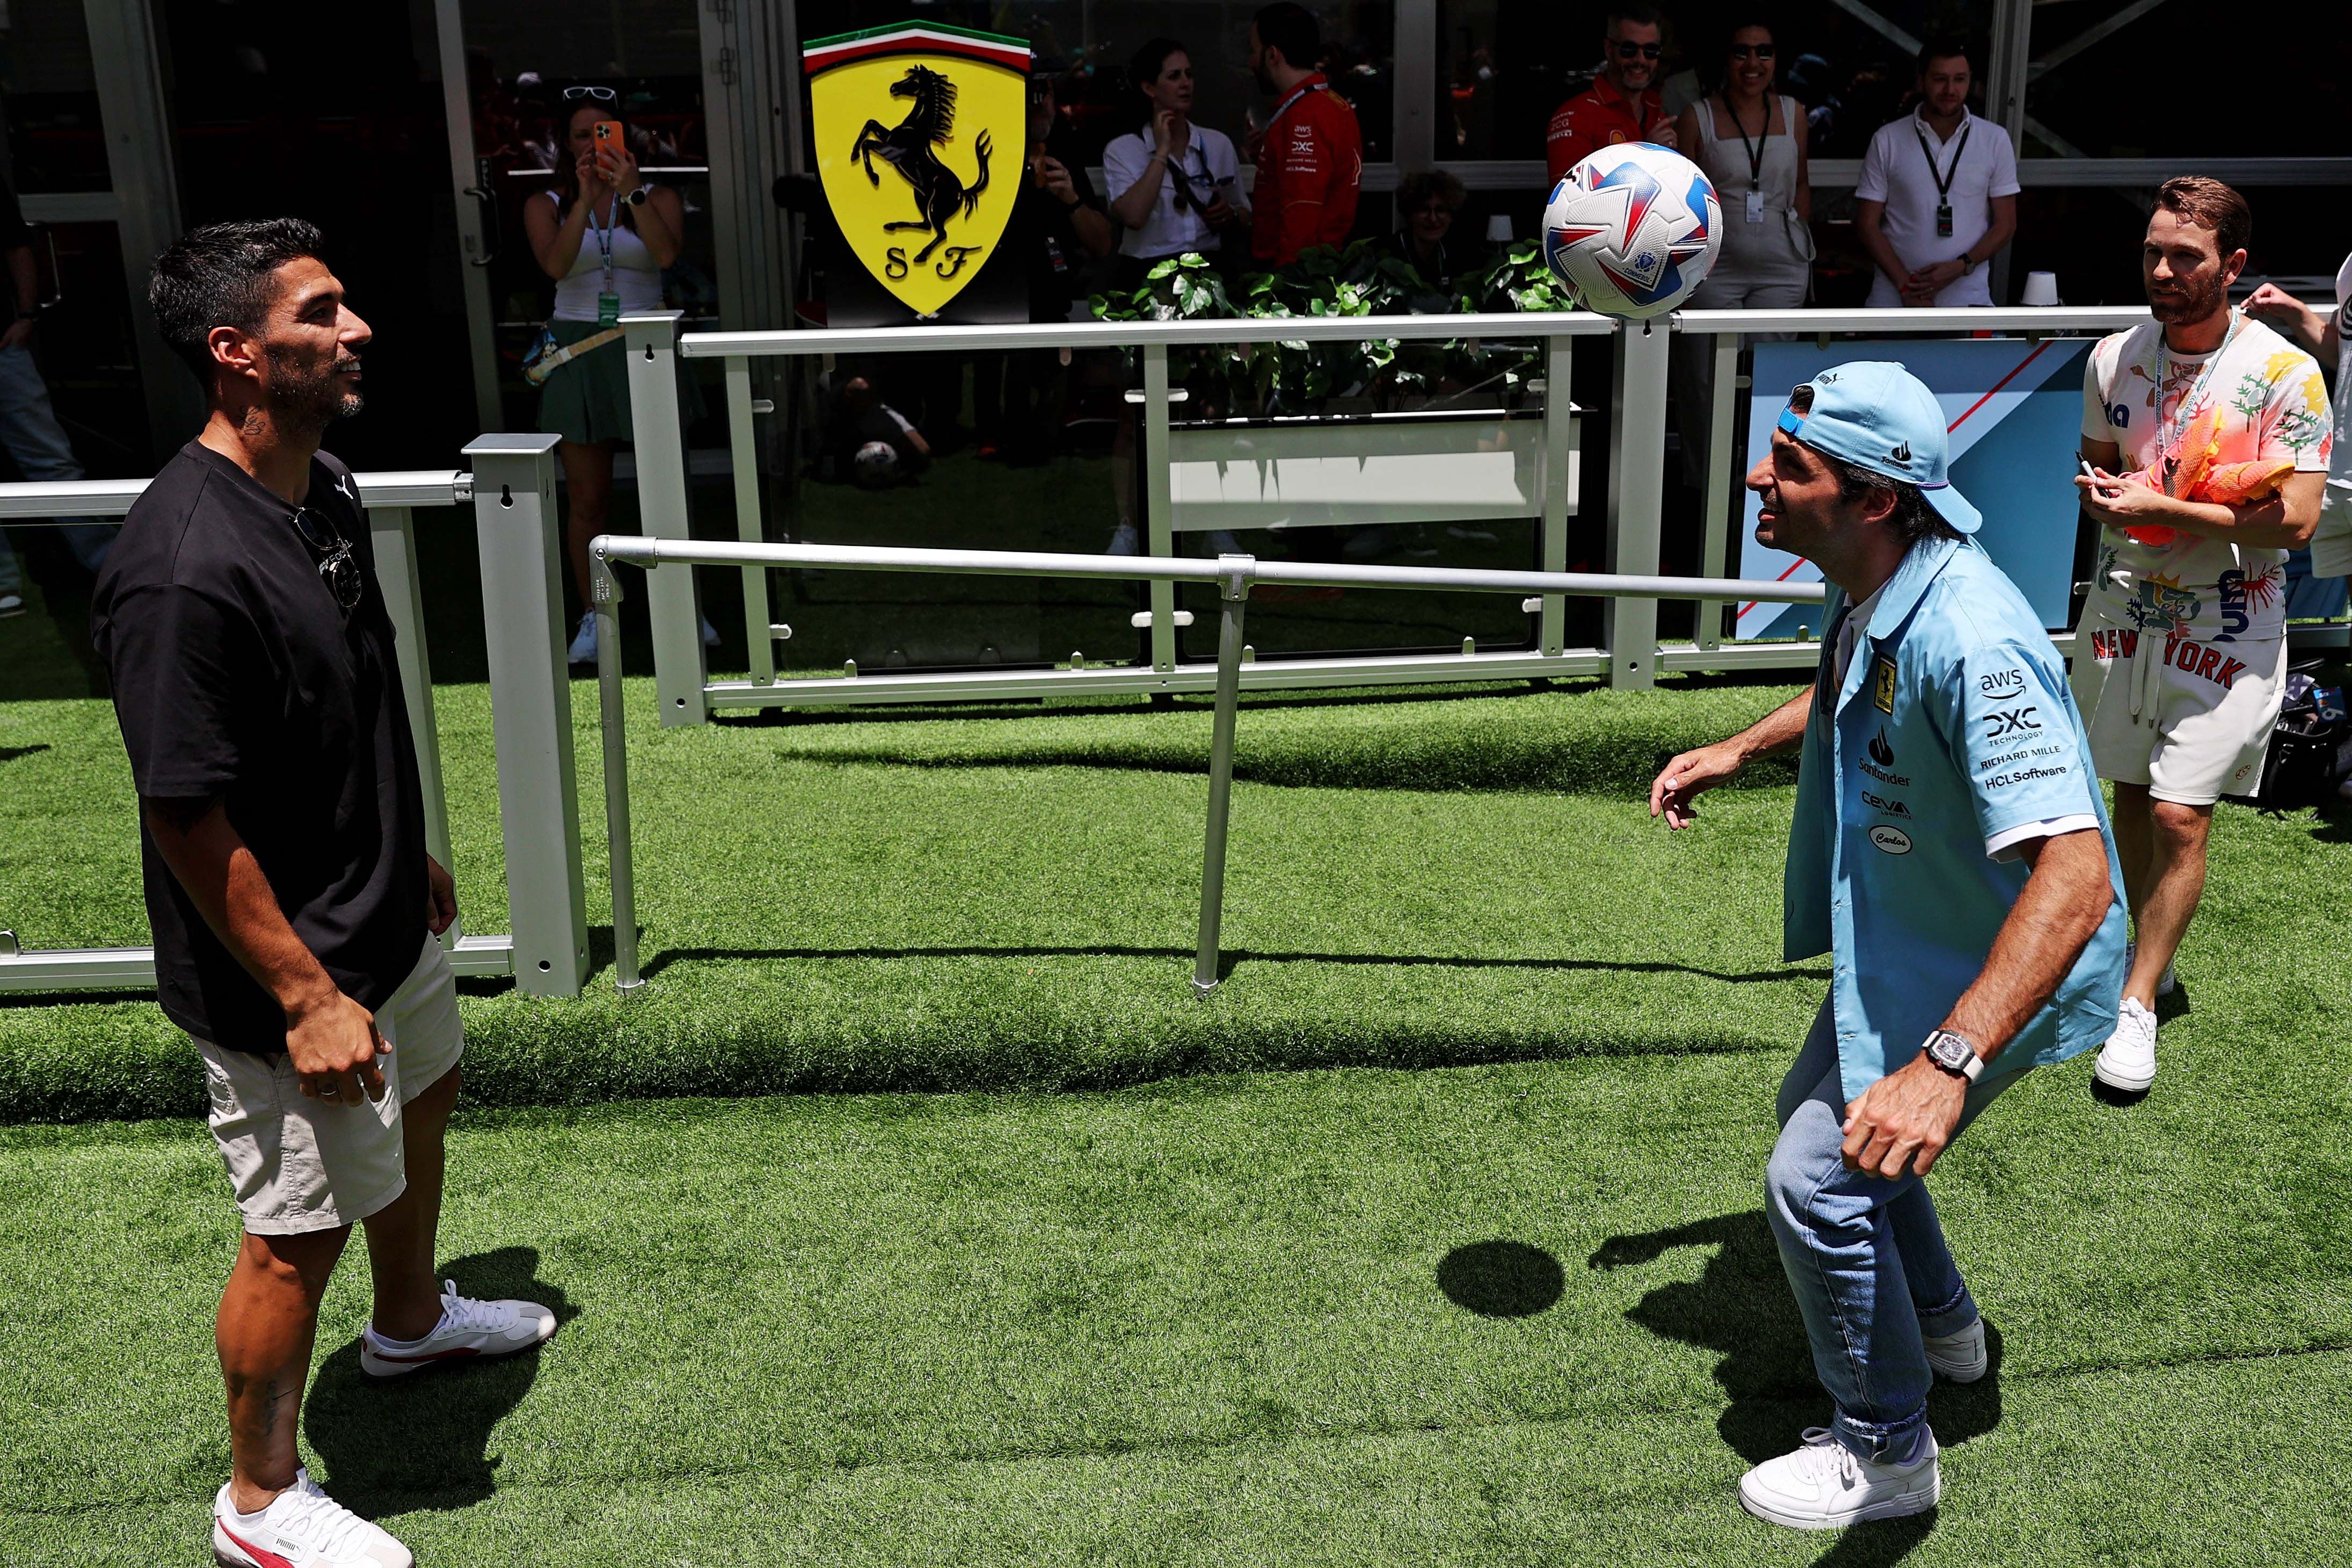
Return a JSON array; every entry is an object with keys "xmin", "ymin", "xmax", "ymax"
[{"xmin": 1929, "ymin": 1032, "xmax": 1971, "ymax": 1068}]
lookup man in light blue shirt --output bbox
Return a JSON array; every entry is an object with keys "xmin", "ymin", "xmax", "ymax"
[{"xmin": 1650, "ymin": 361, "xmax": 2126, "ymax": 1530}]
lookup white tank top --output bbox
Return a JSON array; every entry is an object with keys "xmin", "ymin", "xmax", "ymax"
[{"xmin": 547, "ymin": 188, "xmax": 665, "ymax": 322}]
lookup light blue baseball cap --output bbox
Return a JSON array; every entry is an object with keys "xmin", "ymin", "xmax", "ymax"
[{"xmin": 1774, "ymin": 360, "xmax": 1981, "ymax": 535}]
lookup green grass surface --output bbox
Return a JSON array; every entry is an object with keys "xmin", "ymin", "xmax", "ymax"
[
  {"xmin": 3, "ymin": 1054, "xmax": 2347, "ymax": 1565},
  {"xmin": 4, "ymin": 676, "xmax": 2349, "ymax": 1562}
]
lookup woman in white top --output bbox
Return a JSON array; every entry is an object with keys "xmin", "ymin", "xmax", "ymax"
[
  {"xmin": 523, "ymin": 91, "xmax": 689, "ymax": 662},
  {"xmin": 1103, "ymin": 39, "xmax": 1248, "ymax": 290},
  {"xmin": 1671, "ymin": 21, "xmax": 1815, "ymax": 490}
]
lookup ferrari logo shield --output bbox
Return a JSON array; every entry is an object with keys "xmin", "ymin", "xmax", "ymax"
[{"xmin": 805, "ymin": 23, "xmax": 1030, "ymax": 317}]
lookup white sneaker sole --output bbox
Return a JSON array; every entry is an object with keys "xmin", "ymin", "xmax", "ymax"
[
  {"xmin": 1739, "ymin": 1466, "xmax": 1941, "ymax": 1530},
  {"xmin": 1924, "ymin": 1351, "xmax": 1986, "ymax": 1383},
  {"xmin": 2092, "ymin": 1052, "xmax": 2156, "ymax": 1092},
  {"xmin": 360, "ymin": 1315, "xmax": 557, "ymax": 1380}
]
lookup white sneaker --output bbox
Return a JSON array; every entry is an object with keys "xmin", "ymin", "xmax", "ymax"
[
  {"xmin": 213, "ymin": 1468, "xmax": 411, "ymax": 1567},
  {"xmin": 2094, "ymin": 995, "xmax": 2159, "ymax": 1092},
  {"xmin": 1738, "ymin": 1427, "xmax": 1940, "ymax": 1531},
  {"xmin": 2123, "ymin": 941, "xmax": 2177, "ymax": 998},
  {"xmin": 1923, "ymin": 1317, "xmax": 1987, "ymax": 1383},
  {"xmin": 566, "ymin": 610, "xmax": 598, "ymax": 665},
  {"xmin": 359, "ymin": 1279, "xmax": 558, "ymax": 1379}
]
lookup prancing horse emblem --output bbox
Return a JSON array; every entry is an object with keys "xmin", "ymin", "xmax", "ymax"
[{"xmin": 850, "ymin": 65, "xmax": 993, "ymax": 267}]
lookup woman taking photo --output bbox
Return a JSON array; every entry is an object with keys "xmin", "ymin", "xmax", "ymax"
[
  {"xmin": 1670, "ymin": 21, "xmax": 1814, "ymax": 488},
  {"xmin": 524, "ymin": 88, "xmax": 696, "ymax": 665},
  {"xmin": 1103, "ymin": 38, "xmax": 1248, "ymax": 290}
]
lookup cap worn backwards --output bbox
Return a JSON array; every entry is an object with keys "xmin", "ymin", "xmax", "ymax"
[{"xmin": 1774, "ymin": 360, "xmax": 1982, "ymax": 535}]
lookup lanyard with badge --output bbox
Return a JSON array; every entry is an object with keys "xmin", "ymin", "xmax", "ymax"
[
  {"xmin": 1266, "ymin": 78, "xmax": 1329, "ymax": 141},
  {"xmin": 1728, "ymin": 94, "xmax": 1767, "ymax": 222},
  {"xmin": 589, "ymin": 193, "xmax": 621, "ymax": 327},
  {"xmin": 2154, "ymin": 306, "xmax": 2244, "ymax": 498},
  {"xmin": 1912, "ymin": 118, "xmax": 1970, "ymax": 238}
]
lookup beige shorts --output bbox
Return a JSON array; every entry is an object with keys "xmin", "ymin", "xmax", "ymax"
[
  {"xmin": 2311, "ymin": 485, "xmax": 2352, "ymax": 581},
  {"xmin": 2072, "ymin": 626, "xmax": 2284, "ymax": 806},
  {"xmin": 196, "ymin": 936, "xmax": 466, "ymax": 1237}
]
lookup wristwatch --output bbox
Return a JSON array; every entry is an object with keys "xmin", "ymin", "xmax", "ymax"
[
  {"xmin": 1922, "ymin": 1028, "xmax": 1984, "ymax": 1081},
  {"xmin": 623, "ymin": 185, "xmax": 650, "ymax": 208}
]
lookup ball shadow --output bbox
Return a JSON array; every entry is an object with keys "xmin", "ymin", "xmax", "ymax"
[
  {"xmin": 304, "ymin": 1246, "xmax": 574, "ymax": 1515},
  {"xmin": 1436, "ymin": 1239, "xmax": 1567, "ymax": 1318}
]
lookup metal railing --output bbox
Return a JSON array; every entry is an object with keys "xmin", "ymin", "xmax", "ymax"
[
  {"xmin": 585, "ymin": 533, "xmax": 1826, "ymax": 997},
  {"xmin": 0, "ymin": 468, "xmax": 525, "ymax": 994}
]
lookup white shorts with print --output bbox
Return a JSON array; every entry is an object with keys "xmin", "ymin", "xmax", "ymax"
[
  {"xmin": 2072, "ymin": 626, "xmax": 2284, "ymax": 806},
  {"xmin": 196, "ymin": 935, "xmax": 466, "ymax": 1237}
]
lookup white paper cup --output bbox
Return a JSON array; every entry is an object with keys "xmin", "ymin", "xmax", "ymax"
[{"xmin": 2021, "ymin": 271, "xmax": 2060, "ymax": 307}]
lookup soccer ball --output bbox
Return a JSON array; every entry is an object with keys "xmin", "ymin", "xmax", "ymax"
[
  {"xmin": 852, "ymin": 440, "xmax": 900, "ymax": 487},
  {"xmin": 1541, "ymin": 143, "xmax": 1722, "ymax": 319}
]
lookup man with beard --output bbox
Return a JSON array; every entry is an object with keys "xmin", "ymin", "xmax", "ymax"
[
  {"xmin": 1545, "ymin": 5, "xmax": 1678, "ymax": 189},
  {"xmin": 93, "ymin": 220, "xmax": 556, "ymax": 1568},
  {"xmin": 1652, "ymin": 362, "xmax": 2124, "ymax": 1528},
  {"xmin": 2073, "ymin": 178, "xmax": 2330, "ymax": 1091}
]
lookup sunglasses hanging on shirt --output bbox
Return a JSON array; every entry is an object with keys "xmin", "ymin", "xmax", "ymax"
[{"xmin": 292, "ymin": 506, "xmax": 365, "ymax": 615}]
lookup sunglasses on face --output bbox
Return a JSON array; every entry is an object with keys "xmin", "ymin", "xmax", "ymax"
[
  {"xmin": 1611, "ymin": 41, "xmax": 1663, "ymax": 60},
  {"xmin": 292, "ymin": 507, "xmax": 365, "ymax": 615},
  {"xmin": 563, "ymin": 85, "xmax": 616, "ymax": 101},
  {"xmin": 1729, "ymin": 44, "xmax": 1776, "ymax": 60}
]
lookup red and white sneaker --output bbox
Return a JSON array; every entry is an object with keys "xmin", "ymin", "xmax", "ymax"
[
  {"xmin": 359, "ymin": 1278, "xmax": 558, "ymax": 1379},
  {"xmin": 213, "ymin": 1468, "xmax": 411, "ymax": 1567}
]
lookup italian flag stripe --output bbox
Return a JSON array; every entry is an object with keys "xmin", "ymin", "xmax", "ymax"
[{"xmin": 803, "ymin": 24, "xmax": 1031, "ymax": 76}]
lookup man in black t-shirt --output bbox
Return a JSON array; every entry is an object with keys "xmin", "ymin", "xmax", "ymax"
[{"xmin": 93, "ymin": 220, "xmax": 554, "ymax": 1568}]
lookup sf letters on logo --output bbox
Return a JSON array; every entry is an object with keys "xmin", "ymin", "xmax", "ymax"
[{"xmin": 1980, "ymin": 705, "xmax": 2042, "ymax": 739}]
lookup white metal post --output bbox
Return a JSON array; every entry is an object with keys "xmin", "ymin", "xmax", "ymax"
[
  {"xmin": 623, "ymin": 310, "xmax": 709, "ymax": 726},
  {"xmin": 589, "ymin": 550, "xmax": 644, "ymax": 996},
  {"xmin": 1193, "ymin": 553, "xmax": 1255, "ymax": 995},
  {"xmin": 1604, "ymin": 319, "xmax": 1671, "ymax": 689},
  {"xmin": 1143, "ymin": 343, "xmax": 1178, "ymax": 672},
  {"xmin": 466, "ymin": 434, "xmax": 589, "ymax": 998},
  {"xmin": 725, "ymin": 356, "xmax": 776, "ymax": 684},
  {"xmin": 366, "ymin": 505, "xmax": 455, "ymax": 924},
  {"xmin": 1538, "ymin": 334, "xmax": 1577, "ymax": 657},
  {"xmin": 1694, "ymin": 331, "xmax": 1743, "ymax": 653}
]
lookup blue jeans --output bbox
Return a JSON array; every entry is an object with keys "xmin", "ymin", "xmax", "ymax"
[
  {"xmin": 1765, "ymin": 998, "xmax": 2021, "ymax": 1463},
  {"xmin": 0, "ymin": 342, "xmax": 112, "ymax": 594}
]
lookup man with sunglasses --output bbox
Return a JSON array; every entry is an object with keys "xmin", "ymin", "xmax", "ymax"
[
  {"xmin": 92, "ymin": 220, "xmax": 555, "ymax": 1568},
  {"xmin": 1545, "ymin": 4, "xmax": 1679, "ymax": 189}
]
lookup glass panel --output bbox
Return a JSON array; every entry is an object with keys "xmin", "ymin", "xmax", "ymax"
[
  {"xmin": 0, "ymin": 0, "xmax": 107, "ymax": 192},
  {"xmin": 2013, "ymin": 189, "xmax": 2352, "ymax": 309},
  {"xmin": 795, "ymin": 2, "xmax": 1395, "ymax": 164},
  {"xmin": 1435, "ymin": 1, "xmax": 1993, "ymax": 163},
  {"xmin": 2022, "ymin": 3, "xmax": 2339, "ymax": 158}
]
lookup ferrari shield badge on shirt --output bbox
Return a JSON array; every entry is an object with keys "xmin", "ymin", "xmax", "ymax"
[{"xmin": 804, "ymin": 22, "xmax": 1030, "ymax": 317}]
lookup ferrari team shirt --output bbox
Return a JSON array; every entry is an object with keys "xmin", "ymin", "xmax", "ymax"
[
  {"xmin": 1545, "ymin": 76, "xmax": 1671, "ymax": 187},
  {"xmin": 1250, "ymin": 74, "xmax": 1361, "ymax": 265},
  {"xmin": 1783, "ymin": 536, "xmax": 2128, "ymax": 1102}
]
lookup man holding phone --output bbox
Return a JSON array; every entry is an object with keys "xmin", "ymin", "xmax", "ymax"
[{"xmin": 95, "ymin": 221, "xmax": 556, "ymax": 1568}]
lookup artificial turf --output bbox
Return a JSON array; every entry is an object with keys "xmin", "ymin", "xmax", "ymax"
[{"xmin": 4, "ymin": 674, "xmax": 2350, "ymax": 1561}]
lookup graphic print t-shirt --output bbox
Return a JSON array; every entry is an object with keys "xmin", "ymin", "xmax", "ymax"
[{"xmin": 2080, "ymin": 315, "xmax": 2332, "ymax": 639}]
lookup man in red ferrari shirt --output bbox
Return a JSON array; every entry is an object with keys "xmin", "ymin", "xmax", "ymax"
[
  {"xmin": 1546, "ymin": 5, "xmax": 1679, "ymax": 188},
  {"xmin": 1248, "ymin": 2, "xmax": 1361, "ymax": 266}
]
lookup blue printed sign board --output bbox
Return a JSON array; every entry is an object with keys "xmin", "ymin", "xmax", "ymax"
[{"xmin": 1735, "ymin": 337, "xmax": 2093, "ymax": 640}]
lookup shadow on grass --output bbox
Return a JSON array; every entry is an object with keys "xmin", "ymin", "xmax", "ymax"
[
  {"xmin": 1437, "ymin": 1239, "xmax": 1565, "ymax": 1317},
  {"xmin": 635, "ymin": 940, "xmax": 1829, "ymax": 988},
  {"xmin": 1591, "ymin": 1210, "xmax": 2003, "ymax": 1565},
  {"xmin": 304, "ymin": 1246, "xmax": 574, "ymax": 1515},
  {"xmin": 0, "ymin": 742, "xmax": 53, "ymax": 764}
]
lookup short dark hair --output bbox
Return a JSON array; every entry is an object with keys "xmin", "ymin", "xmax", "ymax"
[
  {"xmin": 1128, "ymin": 36, "xmax": 1187, "ymax": 96},
  {"xmin": 1787, "ymin": 383, "xmax": 1960, "ymax": 549},
  {"xmin": 1916, "ymin": 34, "xmax": 1971, "ymax": 75},
  {"xmin": 1398, "ymin": 169, "xmax": 1467, "ymax": 215},
  {"xmin": 1606, "ymin": 5, "xmax": 1663, "ymax": 31},
  {"xmin": 148, "ymin": 218, "xmax": 326, "ymax": 382},
  {"xmin": 2153, "ymin": 175, "xmax": 2252, "ymax": 260},
  {"xmin": 1253, "ymin": 3, "xmax": 1319, "ymax": 69}
]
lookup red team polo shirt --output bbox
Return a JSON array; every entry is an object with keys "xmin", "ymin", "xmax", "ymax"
[
  {"xmin": 1250, "ymin": 74, "xmax": 1363, "ymax": 265},
  {"xmin": 1545, "ymin": 77, "xmax": 1670, "ymax": 186}
]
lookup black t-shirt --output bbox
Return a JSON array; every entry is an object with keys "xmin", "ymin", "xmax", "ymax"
[
  {"xmin": 1003, "ymin": 128, "xmax": 1100, "ymax": 322},
  {"xmin": 91, "ymin": 442, "xmax": 427, "ymax": 1052}
]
